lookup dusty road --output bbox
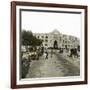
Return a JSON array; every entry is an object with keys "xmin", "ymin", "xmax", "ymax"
[{"xmin": 26, "ymin": 51, "xmax": 80, "ymax": 78}]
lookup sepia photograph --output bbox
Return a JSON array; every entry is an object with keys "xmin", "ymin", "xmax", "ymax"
[
  {"xmin": 11, "ymin": 1, "xmax": 87, "ymax": 88},
  {"xmin": 21, "ymin": 9, "xmax": 80, "ymax": 79}
]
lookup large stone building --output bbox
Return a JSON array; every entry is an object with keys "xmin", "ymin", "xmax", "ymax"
[{"xmin": 33, "ymin": 29, "xmax": 80, "ymax": 49}]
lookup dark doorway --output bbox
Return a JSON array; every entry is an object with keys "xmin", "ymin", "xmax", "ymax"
[
  {"xmin": 53, "ymin": 40, "xmax": 58, "ymax": 49},
  {"xmin": 65, "ymin": 45, "xmax": 67, "ymax": 49}
]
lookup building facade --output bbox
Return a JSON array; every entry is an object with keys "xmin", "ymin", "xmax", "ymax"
[{"xmin": 33, "ymin": 30, "xmax": 80, "ymax": 49}]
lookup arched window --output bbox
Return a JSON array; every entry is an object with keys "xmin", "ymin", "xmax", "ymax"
[
  {"xmin": 46, "ymin": 36, "xmax": 48, "ymax": 38},
  {"xmin": 45, "ymin": 40, "xmax": 48, "ymax": 42},
  {"xmin": 45, "ymin": 44, "xmax": 48, "ymax": 46}
]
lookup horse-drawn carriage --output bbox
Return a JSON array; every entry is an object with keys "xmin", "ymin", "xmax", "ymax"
[{"xmin": 69, "ymin": 48, "xmax": 80, "ymax": 58}]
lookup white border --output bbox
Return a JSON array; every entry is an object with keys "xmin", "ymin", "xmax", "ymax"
[{"xmin": 16, "ymin": 6, "xmax": 85, "ymax": 85}]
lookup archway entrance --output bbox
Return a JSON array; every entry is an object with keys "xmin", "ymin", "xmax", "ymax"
[{"xmin": 53, "ymin": 40, "xmax": 58, "ymax": 49}]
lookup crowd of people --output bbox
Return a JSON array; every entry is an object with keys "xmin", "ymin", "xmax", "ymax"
[{"xmin": 42, "ymin": 47, "xmax": 80, "ymax": 60}]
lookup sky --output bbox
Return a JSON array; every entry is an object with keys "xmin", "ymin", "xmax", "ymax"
[{"xmin": 21, "ymin": 11, "xmax": 81, "ymax": 38}]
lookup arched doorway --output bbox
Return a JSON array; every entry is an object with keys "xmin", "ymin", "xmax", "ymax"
[{"xmin": 53, "ymin": 40, "xmax": 58, "ymax": 49}]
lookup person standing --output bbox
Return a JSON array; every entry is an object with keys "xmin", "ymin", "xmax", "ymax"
[
  {"xmin": 51, "ymin": 49, "xmax": 53, "ymax": 58},
  {"xmin": 45, "ymin": 51, "xmax": 48, "ymax": 59}
]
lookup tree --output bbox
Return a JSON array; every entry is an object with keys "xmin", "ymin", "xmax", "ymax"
[{"xmin": 22, "ymin": 30, "xmax": 42, "ymax": 46}]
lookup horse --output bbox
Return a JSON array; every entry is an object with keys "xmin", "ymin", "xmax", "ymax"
[{"xmin": 70, "ymin": 48, "xmax": 79, "ymax": 58}]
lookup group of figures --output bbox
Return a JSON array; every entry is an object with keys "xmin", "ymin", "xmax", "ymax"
[
  {"xmin": 69, "ymin": 48, "xmax": 80, "ymax": 58},
  {"xmin": 59, "ymin": 47, "xmax": 80, "ymax": 58},
  {"xmin": 40, "ymin": 45, "xmax": 80, "ymax": 60},
  {"xmin": 43, "ymin": 51, "xmax": 48, "ymax": 59}
]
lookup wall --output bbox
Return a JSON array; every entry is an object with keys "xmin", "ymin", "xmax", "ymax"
[{"xmin": 0, "ymin": 0, "xmax": 89, "ymax": 90}]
